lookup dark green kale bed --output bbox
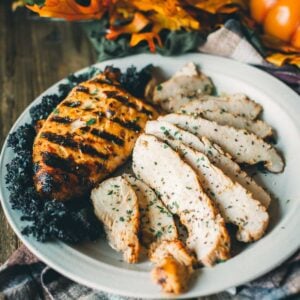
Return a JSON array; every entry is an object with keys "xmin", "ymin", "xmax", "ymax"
[{"xmin": 5, "ymin": 64, "xmax": 153, "ymax": 243}]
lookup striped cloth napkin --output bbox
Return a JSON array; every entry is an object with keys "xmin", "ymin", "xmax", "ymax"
[
  {"xmin": 198, "ymin": 19, "xmax": 299, "ymax": 95},
  {"xmin": 0, "ymin": 18, "xmax": 299, "ymax": 300},
  {"xmin": 0, "ymin": 245, "xmax": 299, "ymax": 300}
]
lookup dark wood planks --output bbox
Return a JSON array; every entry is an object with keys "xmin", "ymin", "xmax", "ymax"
[{"xmin": 0, "ymin": 0, "xmax": 97, "ymax": 264}]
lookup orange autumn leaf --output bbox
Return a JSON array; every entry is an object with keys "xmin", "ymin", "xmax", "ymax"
[
  {"xmin": 106, "ymin": 12, "xmax": 150, "ymax": 40},
  {"xmin": 266, "ymin": 53, "xmax": 300, "ymax": 67},
  {"xmin": 27, "ymin": 0, "xmax": 107, "ymax": 21},
  {"xmin": 131, "ymin": 0, "xmax": 200, "ymax": 31},
  {"xmin": 149, "ymin": 10, "xmax": 200, "ymax": 33},
  {"xmin": 130, "ymin": 32, "xmax": 162, "ymax": 52},
  {"xmin": 108, "ymin": 0, "xmax": 136, "ymax": 23},
  {"xmin": 186, "ymin": 0, "xmax": 248, "ymax": 14},
  {"xmin": 107, "ymin": 0, "xmax": 200, "ymax": 52}
]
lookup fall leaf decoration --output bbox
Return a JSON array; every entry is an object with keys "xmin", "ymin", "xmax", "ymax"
[
  {"xmin": 130, "ymin": 0, "xmax": 200, "ymax": 31},
  {"xmin": 20, "ymin": 0, "xmax": 299, "ymax": 67},
  {"xmin": 106, "ymin": 12, "xmax": 150, "ymax": 40},
  {"xmin": 260, "ymin": 34, "xmax": 300, "ymax": 67},
  {"xmin": 266, "ymin": 53, "xmax": 300, "ymax": 68},
  {"xmin": 27, "ymin": 0, "xmax": 107, "ymax": 21},
  {"xmin": 25, "ymin": 0, "xmax": 247, "ymax": 51},
  {"xmin": 186, "ymin": 0, "xmax": 248, "ymax": 14},
  {"xmin": 130, "ymin": 32, "xmax": 163, "ymax": 52},
  {"xmin": 105, "ymin": 0, "xmax": 200, "ymax": 51}
]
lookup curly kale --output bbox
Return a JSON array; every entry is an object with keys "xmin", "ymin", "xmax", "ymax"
[
  {"xmin": 29, "ymin": 94, "xmax": 61, "ymax": 124},
  {"xmin": 58, "ymin": 67, "xmax": 101, "ymax": 99},
  {"xmin": 120, "ymin": 65, "xmax": 153, "ymax": 98},
  {"xmin": 5, "ymin": 64, "xmax": 152, "ymax": 243},
  {"xmin": 7, "ymin": 124, "xmax": 36, "ymax": 154}
]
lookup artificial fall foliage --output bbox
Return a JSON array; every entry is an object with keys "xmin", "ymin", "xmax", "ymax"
[{"xmin": 14, "ymin": 0, "xmax": 300, "ymax": 67}]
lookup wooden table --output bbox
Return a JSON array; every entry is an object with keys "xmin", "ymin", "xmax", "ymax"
[{"xmin": 0, "ymin": 0, "xmax": 97, "ymax": 264}]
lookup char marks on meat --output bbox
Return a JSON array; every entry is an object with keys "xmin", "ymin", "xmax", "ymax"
[{"xmin": 33, "ymin": 73, "xmax": 158, "ymax": 201}]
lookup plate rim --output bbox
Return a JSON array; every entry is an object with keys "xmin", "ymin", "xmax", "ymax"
[{"xmin": 1, "ymin": 53, "xmax": 300, "ymax": 299}]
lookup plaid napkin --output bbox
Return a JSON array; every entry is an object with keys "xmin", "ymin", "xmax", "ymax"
[
  {"xmin": 0, "ymin": 245, "xmax": 299, "ymax": 300},
  {"xmin": 1, "ymin": 18, "xmax": 300, "ymax": 300},
  {"xmin": 198, "ymin": 19, "xmax": 300, "ymax": 94}
]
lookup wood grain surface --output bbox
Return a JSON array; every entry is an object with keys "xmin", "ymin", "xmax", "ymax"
[{"xmin": 0, "ymin": 0, "xmax": 97, "ymax": 264}]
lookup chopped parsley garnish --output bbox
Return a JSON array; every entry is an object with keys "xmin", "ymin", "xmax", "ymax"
[
  {"xmin": 86, "ymin": 118, "xmax": 96, "ymax": 126},
  {"xmin": 155, "ymin": 231, "xmax": 163, "ymax": 238},
  {"xmin": 90, "ymin": 88, "xmax": 99, "ymax": 95},
  {"xmin": 52, "ymin": 108, "xmax": 59, "ymax": 115},
  {"xmin": 132, "ymin": 117, "xmax": 140, "ymax": 123},
  {"xmin": 156, "ymin": 84, "xmax": 163, "ymax": 91},
  {"xmin": 119, "ymin": 217, "xmax": 125, "ymax": 222}
]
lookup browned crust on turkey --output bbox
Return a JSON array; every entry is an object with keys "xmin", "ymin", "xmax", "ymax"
[
  {"xmin": 33, "ymin": 73, "xmax": 158, "ymax": 201},
  {"xmin": 150, "ymin": 240, "xmax": 195, "ymax": 294}
]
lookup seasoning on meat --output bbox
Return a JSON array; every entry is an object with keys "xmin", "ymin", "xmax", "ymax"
[{"xmin": 33, "ymin": 73, "xmax": 158, "ymax": 201}]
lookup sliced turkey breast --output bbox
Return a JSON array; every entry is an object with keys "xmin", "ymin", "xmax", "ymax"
[
  {"xmin": 180, "ymin": 94, "xmax": 262, "ymax": 120},
  {"xmin": 150, "ymin": 240, "xmax": 195, "ymax": 294},
  {"xmin": 123, "ymin": 174, "xmax": 194, "ymax": 293},
  {"xmin": 133, "ymin": 134, "xmax": 230, "ymax": 266},
  {"xmin": 159, "ymin": 114, "xmax": 284, "ymax": 173},
  {"xmin": 122, "ymin": 174, "xmax": 177, "ymax": 247},
  {"xmin": 185, "ymin": 110, "xmax": 273, "ymax": 139},
  {"xmin": 152, "ymin": 62, "xmax": 214, "ymax": 112},
  {"xmin": 91, "ymin": 176, "xmax": 140, "ymax": 263},
  {"xmin": 145, "ymin": 120, "xmax": 271, "ymax": 208},
  {"xmin": 156, "ymin": 138, "xmax": 269, "ymax": 242}
]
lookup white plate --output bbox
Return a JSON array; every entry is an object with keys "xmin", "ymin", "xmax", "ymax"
[{"xmin": 1, "ymin": 54, "xmax": 300, "ymax": 299}]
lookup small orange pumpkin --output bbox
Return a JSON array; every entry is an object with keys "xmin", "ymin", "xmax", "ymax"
[{"xmin": 250, "ymin": 0, "xmax": 300, "ymax": 49}]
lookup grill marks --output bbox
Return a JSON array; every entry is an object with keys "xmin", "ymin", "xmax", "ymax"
[
  {"xmin": 76, "ymin": 85, "xmax": 90, "ymax": 93},
  {"xmin": 41, "ymin": 152, "xmax": 105, "ymax": 190},
  {"xmin": 103, "ymin": 90, "xmax": 154, "ymax": 117},
  {"xmin": 103, "ymin": 91, "xmax": 118, "ymax": 98},
  {"xmin": 42, "ymin": 152, "xmax": 89, "ymax": 176},
  {"xmin": 42, "ymin": 152, "xmax": 104, "ymax": 177},
  {"xmin": 91, "ymin": 77, "xmax": 115, "ymax": 85},
  {"xmin": 111, "ymin": 117, "xmax": 141, "ymax": 132},
  {"xmin": 90, "ymin": 129, "xmax": 124, "ymax": 146},
  {"xmin": 33, "ymin": 74, "xmax": 158, "ymax": 200},
  {"xmin": 50, "ymin": 116, "xmax": 72, "ymax": 124},
  {"xmin": 63, "ymin": 101, "xmax": 81, "ymax": 108},
  {"xmin": 40, "ymin": 132, "xmax": 109, "ymax": 160}
]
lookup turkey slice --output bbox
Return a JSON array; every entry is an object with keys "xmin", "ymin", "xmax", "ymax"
[
  {"xmin": 133, "ymin": 134, "xmax": 230, "ymax": 266},
  {"xmin": 156, "ymin": 138, "xmax": 269, "ymax": 242},
  {"xmin": 152, "ymin": 62, "xmax": 214, "ymax": 112},
  {"xmin": 145, "ymin": 120, "xmax": 271, "ymax": 208},
  {"xmin": 122, "ymin": 174, "xmax": 177, "ymax": 247},
  {"xmin": 185, "ymin": 110, "xmax": 273, "ymax": 139},
  {"xmin": 159, "ymin": 114, "xmax": 284, "ymax": 173},
  {"xmin": 91, "ymin": 176, "xmax": 140, "ymax": 263},
  {"xmin": 180, "ymin": 94, "xmax": 262, "ymax": 120},
  {"xmin": 150, "ymin": 240, "xmax": 195, "ymax": 294},
  {"xmin": 123, "ymin": 174, "xmax": 195, "ymax": 293}
]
